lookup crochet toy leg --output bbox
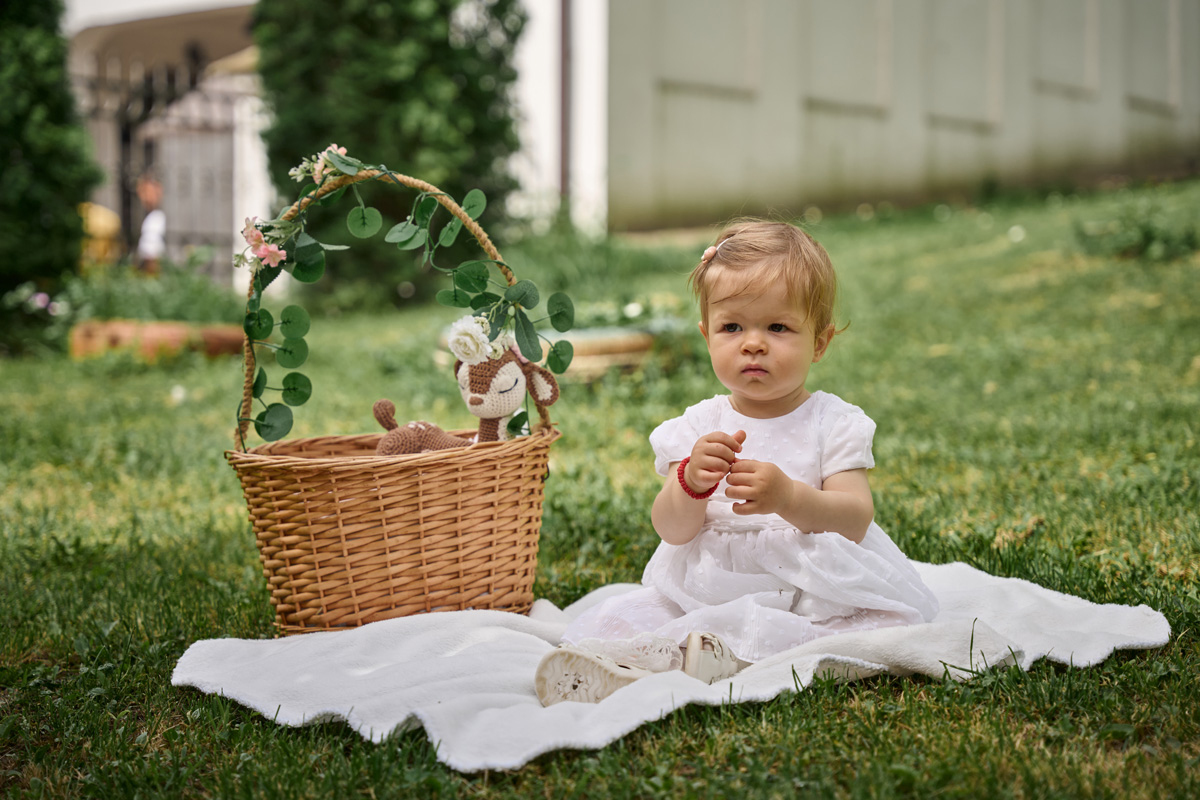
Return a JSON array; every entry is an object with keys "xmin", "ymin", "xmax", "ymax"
[{"xmin": 376, "ymin": 420, "xmax": 472, "ymax": 455}]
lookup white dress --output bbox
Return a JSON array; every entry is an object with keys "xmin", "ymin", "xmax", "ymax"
[{"xmin": 563, "ymin": 392, "xmax": 939, "ymax": 663}]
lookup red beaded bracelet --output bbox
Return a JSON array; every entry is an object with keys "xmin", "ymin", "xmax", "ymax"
[{"xmin": 677, "ymin": 457, "xmax": 718, "ymax": 500}]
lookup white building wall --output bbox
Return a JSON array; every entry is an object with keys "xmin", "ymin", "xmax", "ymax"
[
  {"xmin": 230, "ymin": 75, "xmax": 273, "ymax": 295},
  {"xmin": 570, "ymin": 0, "xmax": 608, "ymax": 232},
  {"xmin": 510, "ymin": 0, "xmax": 608, "ymax": 233},
  {"xmin": 510, "ymin": 0, "xmax": 563, "ymax": 226},
  {"xmin": 607, "ymin": 0, "xmax": 1200, "ymax": 230}
]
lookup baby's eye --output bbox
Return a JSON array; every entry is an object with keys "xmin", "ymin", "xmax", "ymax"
[
  {"xmin": 722, "ymin": 323, "xmax": 741, "ymax": 333},
  {"xmin": 768, "ymin": 323, "xmax": 788, "ymax": 333}
]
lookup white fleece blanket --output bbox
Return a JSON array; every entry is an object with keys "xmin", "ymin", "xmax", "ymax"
[{"xmin": 172, "ymin": 561, "xmax": 1170, "ymax": 773}]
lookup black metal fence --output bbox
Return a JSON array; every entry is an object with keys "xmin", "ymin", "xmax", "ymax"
[{"xmin": 72, "ymin": 66, "xmax": 258, "ymax": 285}]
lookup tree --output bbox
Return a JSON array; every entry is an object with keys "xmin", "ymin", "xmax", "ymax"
[
  {"xmin": 0, "ymin": 0, "xmax": 104, "ymax": 300},
  {"xmin": 254, "ymin": 0, "xmax": 526, "ymax": 306}
]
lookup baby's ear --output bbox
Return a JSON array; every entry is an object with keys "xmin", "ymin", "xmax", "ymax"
[
  {"xmin": 523, "ymin": 362, "xmax": 560, "ymax": 406},
  {"xmin": 813, "ymin": 324, "xmax": 835, "ymax": 362}
]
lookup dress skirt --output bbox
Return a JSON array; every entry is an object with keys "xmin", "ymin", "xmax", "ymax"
[{"xmin": 563, "ymin": 519, "xmax": 939, "ymax": 663}]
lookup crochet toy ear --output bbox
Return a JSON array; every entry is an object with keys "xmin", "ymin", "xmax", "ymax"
[{"xmin": 521, "ymin": 362, "xmax": 560, "ymax": 407}]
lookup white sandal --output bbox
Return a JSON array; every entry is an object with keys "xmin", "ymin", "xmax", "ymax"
[
  {"xmin": 682, "ymin": 632, "xmax": 741, "ymax": 684},
  {"xmin": 534, "ymin": 646, "xmax": 653, "ymax": 706}
]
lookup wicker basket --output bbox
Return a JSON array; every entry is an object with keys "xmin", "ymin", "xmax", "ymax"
[{"xmin": 227, "ymin": 169, "xmax": 560, "ymax": 634}]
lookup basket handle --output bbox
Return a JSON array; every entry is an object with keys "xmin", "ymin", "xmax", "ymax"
[{"xmin": 236, "ymin": 170, "xmax": 554, "ymax": 448}]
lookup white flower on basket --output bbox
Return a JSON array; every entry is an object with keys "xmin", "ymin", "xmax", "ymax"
[
  {"xmin": 489, "ymin": 330, "xmax": 516, "ymax": 361},
  {"xmin": 448, "ymin": 315, "xmax": 492, "ymax": 365},
  {"xmin": 287, "ymin": 143, "xmax": 347, "ymax": 183},
  {"xmin": 233, "ymin": 251, "xmax": 263, "ymax": 276}
]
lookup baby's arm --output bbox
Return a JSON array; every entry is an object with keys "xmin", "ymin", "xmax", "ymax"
[
  {"xmin": 651, "ymin": 430, "xmax": 745, "ymax": 545},
  {"xmin": 724, "ymin": 461, "xmax": 874, "ymax": 543}
]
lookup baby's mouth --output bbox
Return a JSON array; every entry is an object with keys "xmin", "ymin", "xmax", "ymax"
[{"xmin": 742, "ymin": 364, "xmax": 768, "ymax": 376}]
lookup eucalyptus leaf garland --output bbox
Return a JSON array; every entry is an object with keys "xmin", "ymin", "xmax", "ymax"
[{"xmin": 233, "ymin": 147, "xmax": 575, "ymax": 448}]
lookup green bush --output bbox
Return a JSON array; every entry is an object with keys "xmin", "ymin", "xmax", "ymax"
[
  {"xmin": 0, "ymin": 0, "xmax": 103, "ymax": 298},
  {"xmin": 63, "ymin": 264, "xmax": 244, "ymax": 325},
  {"xmin": 1, "ymin": 260, "xmax": 244, "ymax": 354},
  {"xmin": 1075, "ymin": 193, "xmax": 1200, "ymax": 261},
  {"xmin": 253, "ymin": 0, "xmax": 525, "ymax": 307},
  {"xmin": 506, "ymin": 226, "xmax": 696, "ymax": 298}
]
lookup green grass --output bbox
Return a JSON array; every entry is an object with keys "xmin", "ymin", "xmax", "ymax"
[{"xmin": 2, "ymin": 180, "xmax": 1198, "ymax": 798}]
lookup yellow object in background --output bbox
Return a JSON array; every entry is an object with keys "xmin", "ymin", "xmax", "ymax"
[{"xmin": 79, "ymin": 202, "xmax": 122, "ymax": 268}]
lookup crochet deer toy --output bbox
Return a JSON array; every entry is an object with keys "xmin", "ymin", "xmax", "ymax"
[{"xmin": 373, "ymin": 348, "xmax": 560, "ymax": 456}]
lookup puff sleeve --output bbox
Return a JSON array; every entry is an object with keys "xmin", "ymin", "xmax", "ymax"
[
  {"xmin": 820, "ymin": 408, "xmax": 876, "ymax": 481},
  {"xmin": 648, "ymin": 397, "xmax": 727, "ymax": 476},
  {"xmin": 648, "ymin": 414, "xmax": 698, "ymax": 477}
]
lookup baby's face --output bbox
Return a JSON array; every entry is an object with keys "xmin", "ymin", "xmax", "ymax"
[{"xmin": 699, "ymin": 277, "xmax": 831, "ymax": 418}]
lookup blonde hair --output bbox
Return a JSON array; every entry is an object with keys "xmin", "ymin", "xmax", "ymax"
[{"xmin": 689, "ymin": 220, "xmax": 840, "ymax": 337}]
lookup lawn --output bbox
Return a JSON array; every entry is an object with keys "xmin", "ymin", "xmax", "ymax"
[{"xmin": 1, "ymin": 179, "xmax": 1198, "ymax": 798}]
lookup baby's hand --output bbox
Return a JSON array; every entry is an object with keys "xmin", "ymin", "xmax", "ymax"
[
  {"xmin": 682, "ymin": 430, "xmax": 746, "ymax": 495},
  {"xmin": 725, "ymin": 460, "xmax": 795, "ymax": 516}
]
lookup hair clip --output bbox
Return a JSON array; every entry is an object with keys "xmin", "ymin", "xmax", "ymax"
[{"xmin": 701, "ymin": 237, "xmax": 733, "ymax": 266}]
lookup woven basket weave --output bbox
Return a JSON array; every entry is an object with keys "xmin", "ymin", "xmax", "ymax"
[{"xmin": 227, "ymin": 170, "xmax": 559, "ymax": 634}]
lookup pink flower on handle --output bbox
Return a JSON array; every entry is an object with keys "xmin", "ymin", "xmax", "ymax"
[
  {"xmin": 312, "ymin": 144, "xmax": 348, "ymax": 184},
  {"xmin": 242, "ymin": 217, "xmax": 265, "ymax": 248},
  {"xmin": 254, "ymin": 243, "xmax": 287, "ymax": 268}
]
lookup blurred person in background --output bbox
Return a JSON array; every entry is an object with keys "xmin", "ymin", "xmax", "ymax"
[{"xmin": 136, "ymin": 170, "xmax": 165, "ymax": 275}]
